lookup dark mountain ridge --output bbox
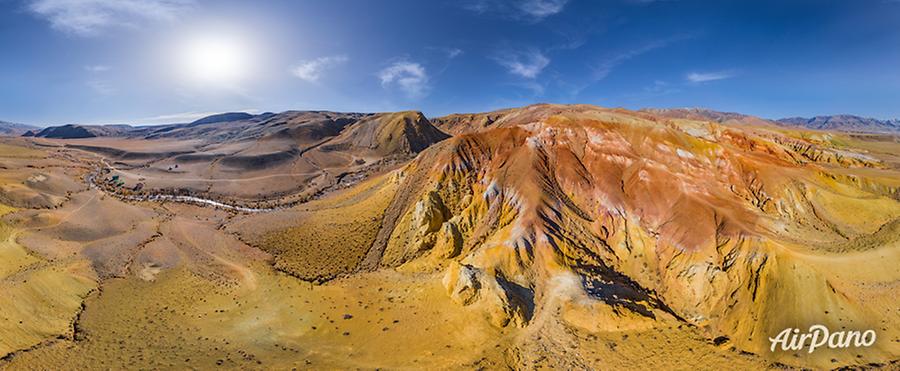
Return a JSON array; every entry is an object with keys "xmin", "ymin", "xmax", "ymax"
[
  {"xmin": 777, "ymin": 114, "xmax": 900, "ymax": 133},
  {"xmin": 23, "ymin": 109, "xmax": 900, "ymax": 142}
]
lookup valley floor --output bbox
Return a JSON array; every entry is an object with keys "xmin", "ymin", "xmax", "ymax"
[
  {"xmin": 0, "ymin": 139, "xmax": 775, "ymax": 370},
  {"xmin": 0, "ymin": 116, "xmax": 897, "ymax": 371}
]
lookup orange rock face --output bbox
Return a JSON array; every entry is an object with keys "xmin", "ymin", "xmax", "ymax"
[{"xmin": 374, "ymin": 104, "xmax": 900, "ymax": 368}]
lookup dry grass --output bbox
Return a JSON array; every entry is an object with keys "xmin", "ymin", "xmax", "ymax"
[
  {"xmin": 0, "ymin": 258, "xmax": 97, "ymax": 358},
  {"xmin": 258, "ymin": 175, "xmax": 398, "ymax": 281},
  {"xmin": 2, "ymin": 269, "xmax": 255, "ymax": 369},
  {"xmin": 0, "ymin": 142, "xmax": 44, "ymax": 159},
  {"xmin": 2, "ymin": 267, "xmax": 508, "ymax": 370},
  {"xmin": 0, "ymin": 227, "xmax": 37, "ymax": 279}
]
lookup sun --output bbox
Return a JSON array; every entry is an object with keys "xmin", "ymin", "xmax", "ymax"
[{"xmin": 178, "ymin": 33, "xmax": 250, "ymax": 87}]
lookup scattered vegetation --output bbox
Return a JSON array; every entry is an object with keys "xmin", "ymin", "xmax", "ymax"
[{"xmin": 260, "ymin": 176, "xmax": 398, "ymax": 282}]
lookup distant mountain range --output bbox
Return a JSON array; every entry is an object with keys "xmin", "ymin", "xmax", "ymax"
[
  {"xmin": 20, "ymin": 110, "xmax": 448, "ymax": 180},
  {"xmin": 0, "ymin": 121, "xmax": 39, "ymax": 136},
  {"xmin": 776, "ymin": 115, "xmax": 900, "ymax": 134},
  {"xmin": 19, "ymin": 112, "xmax": 276, "ymax": 139},
  {"xmin": 643, "ymin": 108, "xmax": 899, "ymax": 134},
  {"xmin": 23, "ymin": 124, "xmax": 135, "ymax": 139},
  {"xmin": 185, "ymin": 112, "xmax": 258, "ymax": 126},
  {"xmin": 7, "ymin": 109, "xmax": 900, "ymax": 139},
  {"xmin": 639, "ymin": 108, "xmax": 774, "ymax": 127}
]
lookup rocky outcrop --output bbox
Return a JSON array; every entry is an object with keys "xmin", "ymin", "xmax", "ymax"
[
  {"xmin": 367, "ymin": 104, "xmax": 900, "ymax": 369},
  {"xmin": 432, "ymin": 220, "xmax": 463, "ymax": 258},
  {"xmin": 770, "ymin": 134, "xmax": 882, "ymax": 168},
  {"xmin": 185, "ymin": 112, "xmax": 255, "ymax": 127},
  {"xmin": 442, "ymin": 262, "xmax": 529, "ymax": 328},
  {"xmin": 28, "ymin": 124, "xmax": 98, "ymax": 139},
  {"xmin": 323, "ymin": 111, "xmax": 450, "ymax": 156}
]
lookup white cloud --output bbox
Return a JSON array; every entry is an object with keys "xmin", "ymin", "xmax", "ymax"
[
  {"xmin": 464, "ymin": 0, "xmax": 568, "ymax": 21},
  {"xmin": 290, "ymin": 55, "xmax": 349, "ymax": 83},
  {"xmin": 686, "ymin": 71, "xmax": 735, "ymax": 83},
  {"xmin": 84, "ymin": 64, "xmax": 110, "ymax": 72},
  {"xmin": 29, "ymin": 0, "xmax": 194, "ymax": 36},
  {"xmin": 495, "ymin": 49, "xmax": 550, "ymax": 79},
  {"xmin": 378, "ymin": 61, "xmax": 429, "ymax": 99}
]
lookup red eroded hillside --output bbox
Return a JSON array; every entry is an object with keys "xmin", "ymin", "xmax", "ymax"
[{"xmin": 363, "ymin": 104, "xmax": 900, "ymax": 368}]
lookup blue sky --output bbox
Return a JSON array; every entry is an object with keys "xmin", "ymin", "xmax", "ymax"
[{"xmin": 1, "ymin": 0, "xmax": 899, "ymax": 126}]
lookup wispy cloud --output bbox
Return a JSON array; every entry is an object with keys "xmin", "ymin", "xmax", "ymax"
[
  {"xmin": 645, "ymin": 80, "xmax": 676, "ymax": 93},
  {"xmin": 623, "ymin": 80, "xmax": 681, "ymax": 100},
  {"xmin": 518, "ymin": 0, "xmax": 568, "ymax": 18},
  {"xmin": 290, "ymin": 55, "xmax": 349, "ymax": 83},
  {"xmin": 518, "ymin": 80, "xmax": 545, "ymax": 95},
  {"xmin": 378, "ymin": 61, "xmax": 429, "ymax": 99},
  {"xmin": 86, "ymin": 80, "xmax": 115, "ymax": 95},
  {"xmin": 494, "ymin": 49, "xmax": 550, "ymax": 79},
  {"xmin": 463, "ymin": 0, "xmax": 568, "ymax": 22},
  {"xmin": 28, "ymin": 0, "xmax": 194, "ymax": 36},
  {"xmin": 542, "ymin": 35, "xmax": 692, "ymax": 99},
  {"xmin": 628, "ymin": 0, "xmax": 679, "ymax": 4},
  {"xmin": 446, "ymin": 48, "xmax": 464, "ymax": 59},
  {"xmin": 592, "ymin": 35, "xmax": 691, "ymax": 81},
  {"xmin": 548, "ymin": 20, "xmax": 609, "ymax": 52},
  {"xmin": 686, "ymin": 70, "xmax": 735, "ymax": 83},
  {"xmin": 84, "ymin": 64, "xmax": 111, "ymax": 73}
]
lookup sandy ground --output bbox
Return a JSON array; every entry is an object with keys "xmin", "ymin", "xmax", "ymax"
[
  {"xmin": 0, "ymin": 138, "xmax": 771, "ymax": 370},
  {"xmin": 0, "ymin": 104, "xmax": 898, "ymax": 371}
]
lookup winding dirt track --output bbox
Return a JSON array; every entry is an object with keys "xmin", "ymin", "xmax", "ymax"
[
  {"xmin": 21, "ymin": 192, "xmax": 98, "ymax": 232},
  {"xmin": 167, "ymin": 220, "xmax": 257, "ymax": 290}
]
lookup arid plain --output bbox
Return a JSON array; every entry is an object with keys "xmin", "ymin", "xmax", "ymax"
[{"xmin": 1, "ymin": 104, "xmax": 898, "ymax": 369}]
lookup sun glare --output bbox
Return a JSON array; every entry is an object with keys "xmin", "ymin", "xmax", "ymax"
[{"xmin": 178, "ymin": 33, "xmax": 250, "ymax": 87}]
